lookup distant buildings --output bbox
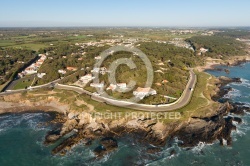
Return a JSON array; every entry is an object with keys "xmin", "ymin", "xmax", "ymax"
[
  {"xmin": 106, "ymin": 84, "xmax": 117, "ymax": 91},
  {"xmin": 18, "ymin": 54, "xmax": 47, "ymax": 78},
  {"xmin": 162, "ymin": 80, "xmax": 169, "ymax": 84},
  {"xmin": 90, "ymin": 83, "xmax": 104, "ymax": 88},
  {"xmin": 106, "ymin": 83, "xmax": 127, "ymax": 91},
  {"xmin": 37, "ymin": 73, "xmax": 46, "ymax": 78},
  {"xmin": 58, "ymin": 69, "xmax": 67, "ymax": 74},
  {"xmin": 198, "ymin": 47, "xmax": 209, "ymax": 55},
  {"xmin": 91, "ymin": 67, "xmax": 109, "ymax": 75},
  {"xmin": 133, "ymin": 87, "xmax": 157, "ymax": 99},
  {"xmin": 79, "ymin": 74, "xmax": 95, "ymax": 84},
  {"xmin": 66, "ymin": 67, "xmax": 78, "ymax": 71},
  {"xmin": 94, "ymin": 56, "xmax": 101, "ymax": 60}
]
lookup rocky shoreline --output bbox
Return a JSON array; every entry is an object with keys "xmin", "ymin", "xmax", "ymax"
[
  {"xmin": 0, "ymin": 73, "xmax": 249, "ymax": 158},
  {"xmin": 41, "ymin": 72, "xmax": 250, "ymax": 157}
]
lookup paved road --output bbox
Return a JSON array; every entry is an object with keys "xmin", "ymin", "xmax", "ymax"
[
  {"xmin": 0, "ymin": 79, "xmax": 60, "ymax": 96},
  {"xmin": 0, "ymin": 70, "xmax": 197, "ymax": 112},
  {"xmin": 55, "ymin": 70, "xmax": 197, "ymax": 112}
]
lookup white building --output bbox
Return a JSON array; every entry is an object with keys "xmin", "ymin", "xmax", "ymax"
[
  {"xmin": 133, "ymin": 87, "xmax": 157, "ymax": 99},
  {"xmin": 94, "ymin": 56, "xmax": 101, "ymax": 60},
  {"xmin": 37, "ymin": 73, "xmax": 46, "ymax": 78},
  {"xmin": 90, "ymin": 83, "xmax": 104, "ymax": 88},
  {"xmin": 200, "ymin": 48, "xmax": 209, "ymax": 53},
  {"xmin": 79, "ymin": 74, "xmax": 95, "ymax": 84},
  {"xmin": 58, "ymin": 69, "xmax": 67, "ymax": 74}
]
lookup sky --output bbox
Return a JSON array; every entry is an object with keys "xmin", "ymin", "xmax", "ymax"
[{"xmin": 0, "ymin": 0, "xmax": 250, "ymax": 27}]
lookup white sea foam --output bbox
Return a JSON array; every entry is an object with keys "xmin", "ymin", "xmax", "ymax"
[
  {"xmin": 234, "ymin": 129, "xmax": 246, "ymax": 137},
  {"xmin": 0, "ymin": 113, "xmax": 52, "ymax": 134},
  {"xmin": 223, "ymin": 88, "xmax": 241, "ymax": 99},
  {"xmin": 191, "ymin": 142, "xmax": 206, "ymax": 153},
  {"xmin": 230, "ymin": 78, "xmax": 250, "ymax": 88}
]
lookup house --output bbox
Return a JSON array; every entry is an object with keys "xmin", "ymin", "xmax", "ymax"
[
  {"xmin": 133, "ymin": 87, "xmax": 157, "ymax": 99},
  {"xmin": 106, "ymin": 84, "xmax": 117, "ymax": 91},
  {"xmin": 155, "ymin": 83, "xmax": 162, "ymax": 86},
  {"xmin": 67, "ymin": 67, "xmax": 78, "ymax": 71},
  {"xmin": 200, "ymin": 48, "xmax": 209, "ymax": 53},
  {"xmin": 58, "ymin": 69, "xmax": 67, "ymax": 74},
  {"xmin": 37, "ymin": 73, "xmax": 46, "ymax": 78},
  {"xmin": 18, "ymin": 73, "xmax": 25, "ymax": 78},
  {"xmin": 162, "ymin": 80, "xmax": 169, "ymax": 84},
  {"xmin": 62, "ymin": 56, "xmax": 67, "ymax": 59},
  {"xmin": 36, "ymin": 59, "xmax": 44, "ymax": 65},
  {"xmin": 79, "ymin": 74, "xmax": 95, "ymax": 84},
  {"xmin": 24, "ymin": 67, "xmax": 37, "ymax": 75},
  {"xmin": 95, "ymin": 56, "xmax": 101, "ymax": 60},
  {"xmin": 90, "ymin": 83, "xmax": 104, "ymax": 88},
  {"xmin": 78, "ymin": 57, "xmax": 83, "ymax": 61}
]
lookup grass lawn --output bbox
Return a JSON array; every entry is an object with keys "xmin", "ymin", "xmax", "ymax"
[
  {"xmin": 6, "ymin": 43, "xmax": 48, "ymax": 51},
  {"xmin": 13, "ymin": 79, "xmax": 33, "ymax": 90}
]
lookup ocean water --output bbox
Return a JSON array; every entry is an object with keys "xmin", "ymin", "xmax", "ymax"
[{"xmin": 0, "ymin": 63, "xmax": 250, "ymax": 166}]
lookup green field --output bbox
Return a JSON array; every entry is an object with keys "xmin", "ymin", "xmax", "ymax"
[{"xmin": 13, "ymin": 79, "xmax": 33, "ymax": 90}]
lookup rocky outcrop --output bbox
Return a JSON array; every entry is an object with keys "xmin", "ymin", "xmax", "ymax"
[
  {"xmin": 94, "ymin": 137, "xmax": 118, "ymax": 157},
  {"xmin": 42, "ymin": 101, "xmax": 250, "ymax": 157},
  {"xmin": 212, "ymin": 76, "xmax": 242, "ymax": 101}
]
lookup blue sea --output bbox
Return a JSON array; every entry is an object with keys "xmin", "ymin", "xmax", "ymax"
[{"xmin": 0, "ymin": 63, "xmax": 250, "ymax": 166}]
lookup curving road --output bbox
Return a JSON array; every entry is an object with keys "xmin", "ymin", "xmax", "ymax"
[
  {"xmin": 0, "ymin": 70, "xmax": 197, "ymax": 112},
  {"xmin": 55, "ymin": 70, "xmax": 197, "ymax": 112}
]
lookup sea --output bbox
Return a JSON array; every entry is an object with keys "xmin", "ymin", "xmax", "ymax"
[{"xmin": 0, "ymin": 63, "xmax": 250, "ymax": 166}]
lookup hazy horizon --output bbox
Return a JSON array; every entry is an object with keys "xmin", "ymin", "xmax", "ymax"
[{"xmin": 1, "ymin": 0, "xmax": 250, "ymax": 27}]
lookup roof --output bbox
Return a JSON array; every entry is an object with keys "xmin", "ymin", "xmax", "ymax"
[
  {"xmin": 67, "ymin": 67, "xmax": 78, "ymax": 70},
  {"xmin": 135, "ymin": 87, "xmax": 153, "ymax": 93}
]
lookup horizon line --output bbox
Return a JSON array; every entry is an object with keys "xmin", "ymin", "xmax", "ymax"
[{"xmin": 0, "ymin": 25, "xmax": 250, "ymax": 29}]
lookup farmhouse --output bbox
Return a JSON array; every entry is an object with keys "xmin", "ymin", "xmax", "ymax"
[{"xmin": 133, "ymin": 87, "xmax": 157, "ymax": 99}]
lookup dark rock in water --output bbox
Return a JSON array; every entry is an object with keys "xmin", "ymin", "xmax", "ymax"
[
  {"xmin": 84, "ymin": 139, "xmax": 92, "ymax": 146},
  {"xmin": 220, "ymin": 116, "xmax": 236, "ymax": 146},
  {"xmin": 233, "ymin": 117, "xmax": 242, "ymax": 124},
  {"xmin": 100, "ymin": 137, "xmax": 118, "ymax": 150},
  {"xmin": 146, "ymin": 147, "xmax": 161, "ymax": 154},
  {"xmin": 213, "ymin": 68, "xmax": 223, "ymax": 71},
  {"xmin": 173, "ymin": 103, "xmax": 236, "ymax": 147},
  {"xmin": 212, "ymin": 86, "xmax": 233, "ymax": 101},
  {"xmin": 242, "ymin": 106, "xmax": 250, "ymax": 113},
  {"xmin": 44, "ymin": 128, "xmax": 61, "ymax": 145},
  {"xmin": 230, "ymin": 104, "xmax": 245, "ymax": 115},
  {"xmin": 232, "ymin": 77, "xmax": 242, "ymax": 83},
  {"xmin": 94, "ymin": 137, "xmax": 118, "ymax": 157},
  {"xmin": 51, "ymin": 133, "xmax": 80, "ymax": 155},
  {"xmin": 224, "ymin": 69, "xmax": 230, "ymax": 74},
  {"xmin": 94, "ymin": 145, "xmax": 106, "ymax": 156},
  {"xmin": 170, "ymin": 149, "xmax": 176, "ymax": 156}
]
